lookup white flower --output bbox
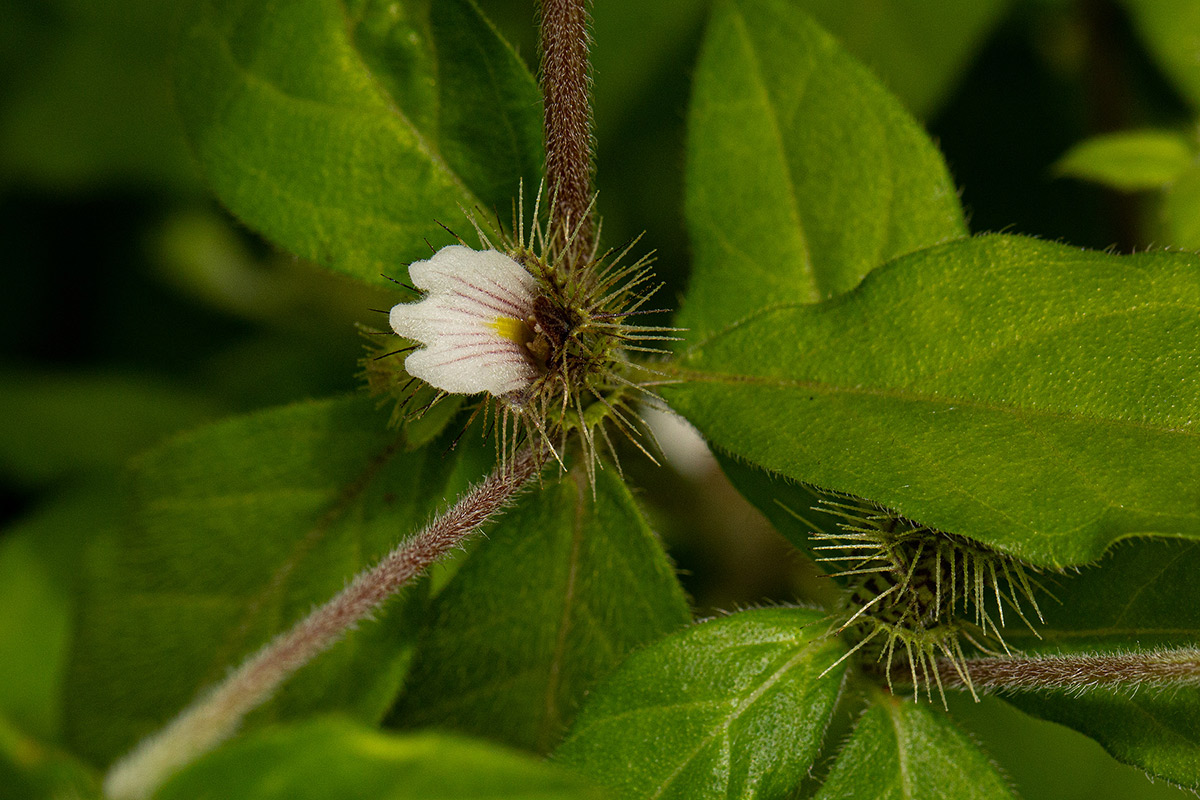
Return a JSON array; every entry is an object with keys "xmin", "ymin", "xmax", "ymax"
[{"xmin": 389, "ymin": 245, "xmax": 539, "ymax": 397}]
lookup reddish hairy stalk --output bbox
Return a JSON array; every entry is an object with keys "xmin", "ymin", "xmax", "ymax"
[
  {"xmin": 105, "ymin": 447, "xmax": 545, "ymax": 800},
  {"xmin": 539, "ymin": 0, "xmax": 595, "ymax": 268},
  {"xmin": 934, "ymin": 648, "xmax": 1200, "ymax": 693}
]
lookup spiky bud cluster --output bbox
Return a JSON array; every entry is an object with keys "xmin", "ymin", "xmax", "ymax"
[{"xmin": 803, "ymin": 494, "xmax": 1050, "ymax": 705}]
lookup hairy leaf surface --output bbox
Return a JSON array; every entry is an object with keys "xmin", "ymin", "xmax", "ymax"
[
  {"xmin": 389, "ymin": 468, "xmax": 690, "ymax": 754},
  {"xmin": 814, "ymin": 692, "xmax": 1016, "ymax": 800},
  {"xmin": 63, "ymin": 396, "xmax": 488, "ymax": 766},
  {"xmin": 174, "ymin": 0, "xmax": 541, "ymax": 286},
  {"xmin": 1002, "ymin": 539, "xmax": 1200, "ymax": 791},
  {"xmin": 682, "ymin": 0, "xmax": 965, "ymax": 340},
  {"xmin": 555, "ymin": 608, "xmax": 846, "ymax": 800},
  {"xmin": 668, "ymin": 235, "xmax": 1200, "ymax": 566}
]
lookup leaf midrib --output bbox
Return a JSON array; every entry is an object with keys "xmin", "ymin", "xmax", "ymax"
[
  {"xmin": 646, "ymin": 637, "xmax": 831, "ymax": 799},
  {"xmin": 726, "ymin": 3, "xmax": 818, "ymax": 301},
  {"xmin": 669, "ymin": 364, "xmax": 1200, "ymax": 439}
]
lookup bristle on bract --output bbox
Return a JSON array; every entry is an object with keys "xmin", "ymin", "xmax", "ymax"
[
  {"xmin": 367, "ymin": 180, "xmax": 677, "ymax": 481},
  {"xmin": 791, "ymin": 491, "xmax": 1048, "ymax": 707}
]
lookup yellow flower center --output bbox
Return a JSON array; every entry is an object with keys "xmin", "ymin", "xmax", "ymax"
[{"xmin": 488, "ymin": 316, "xmax": 534, "ymax": 346}]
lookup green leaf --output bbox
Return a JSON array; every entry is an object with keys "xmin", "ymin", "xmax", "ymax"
[
  {"xmin": 1164, "ymin": 163, "xmax": 1200, "ymax": 250},
  {"xmin": 62, "ymin": 395, "xmax": 490, "ymax": 766},
  {"xmin": 813, "ymin": 691, "xmax": 1017, "ymax": 800},
  {"xmin": 174, "ymin": 0, "xmax": 541, "ymax": 286},
  {"xmin": 999, "ymin": 539, "xmax": 1200, "ymax": 791},
  {"xmin": 0, "ymin": 717, "xmax": 99, "ymax": 800},
  {"xmin": 799, "ymin": 0, "xmax": 1009, "ymax": 118},
  {"xmin": 156, "ymin": 718, "xmax": 605, "ymax": 800},
  {"xmin": 388, "ymin": 468, "xmax": 690, "ymax": 753},
  {"xmin": 1056, "ymin": 130, "xmax": 1196, "ymax": 192},
  {"xmin": 0, "ymin": 369, "xmax": 218, "ymax": 486},
  {"xmin": 667, "ymin": 234, "xmax": 1200, "ymax": 567},
  {"xmin": 554, "ymin": 607, "xmax": 847, "ymax": 800},
  {"xmin": 1124, "ymin": 0, "xmax": 1200, "ymax": 110},
  {"xmin": 681, "ymin": 0, "xmax": 966, "ymax": 341}
]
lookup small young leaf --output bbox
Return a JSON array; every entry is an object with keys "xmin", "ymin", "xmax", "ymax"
[
  {"xmin": 1001, "ymin": 539, "xmax": 1200, "ymax": 791},
  {"xmin": 667, "ymin": 235, "xmax": 1200, "ymax": 567},
  {"xmin": 554, "ymin": 607, "xmax": 847, "ymax": 800},
  {"xmin": 174, "ymin": 0, "xmax": 541, "ymax": 286},
  {"xmin": 389, "ymin": 469, "xmax": 690, "ymax": 754},
  {"xmin": 155, "ymin": 718, "xmax": 605, "ymax": 800},
  {"xmin": 1056, "ymin": 130, "xmax": 1195, "ymax": 192},
  {"xmin": 813, "ymin": 691, "xmax": 1017, "ymax": 800},
  {"xmin": 62, "ymin": 395, "xmax": 489, "ymax": 767},
  {"xmin": 682, "ymin": 0, "xmax": 965, "ymax": 340}
]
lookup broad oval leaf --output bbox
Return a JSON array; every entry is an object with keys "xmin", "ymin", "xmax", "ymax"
[
  {"xmin": 554, "ymin": 607, "xmax": 847, "ymax": 800},
  {"xmin": 681, "ymin": 0, "xmax": 966, "ymax": 340},
  {"xmin": 814, "ymin": 691, "xmax": 1016, "ymax": 800},
  {"xmin": 388, "ymin": 468, "xmax": 690, "ymax": 754},
  {"xmin": 1001, "ymin": 539, "xmax": 1200, "ymax": 791},
  {"xmin": 667, "ymin": 234, "xmax": 1200, "ymax": 567},
  {"xmin": 62, "ymin": 395, "xmax": 490, "ymax": 766},
  {"xmin": 155, "ymin": 719, "xmax": 605, "ymax": 800},
  {"xmin": 174, "ymin": 0, "xmax": 542, "ymax": 286}
]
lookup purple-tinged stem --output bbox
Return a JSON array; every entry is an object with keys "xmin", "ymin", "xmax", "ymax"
[
  {"xmin": 104, "ymin": 447, "xmax": 545, "ymax": 800},
  {"xmin": 539, "ymin": 0, "xmax": 595, "ymax": 269},
  {"xmin": 936, "ymin": 647, "xmax": 1200, "ymax": 693}
]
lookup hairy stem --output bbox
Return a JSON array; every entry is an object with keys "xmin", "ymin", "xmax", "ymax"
[
  {"xmin": 936, "ymin": 647, "xmax": 1200, "ymax": 693},
  {"xmin": 104, "ymin": 447, "xmax": 546, "ymax": 800},
  {"xmin": 539, "ymin": 0, "xmax": 595, "ymax": 268}
]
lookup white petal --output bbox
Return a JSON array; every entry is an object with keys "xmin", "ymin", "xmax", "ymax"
[
  {"xmin": 409, "ymin": 245, "xmax": 536, "ymax": 319},
  {"xmin": 404, "ymin": 341, "xmax": 538, "ymax": 396},
  {"xmin": 387, "ymin": 245, "xmax": 539, "ymax": 397}
]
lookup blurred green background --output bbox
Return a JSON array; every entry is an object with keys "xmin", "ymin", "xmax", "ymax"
[{"xmin": 0, "ymin": 0, "xmax": 1195, "ymax": 796}]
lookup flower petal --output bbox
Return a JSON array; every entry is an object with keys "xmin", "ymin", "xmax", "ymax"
[{"xmin": 388, "ymin": 245, "xmax": 539, "ymax": 397}]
